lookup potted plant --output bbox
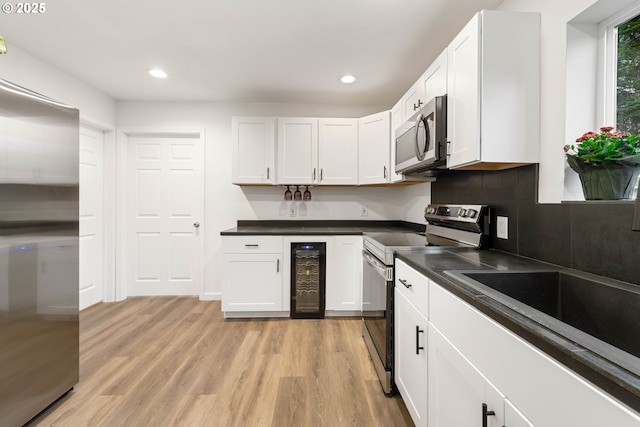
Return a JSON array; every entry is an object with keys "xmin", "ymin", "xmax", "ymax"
[{"xmin": 564, "ymin": 126, "xmax": 640, "ymax": 200}]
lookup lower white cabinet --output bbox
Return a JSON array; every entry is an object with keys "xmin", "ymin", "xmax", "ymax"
[
  {"xmin": 223, "ymin": 235, "xmax": 361, "ymax": 317},
  {"xmin": 326, "ymin": 236, "xmax": 362, "ymax": 313},
  {"xmin": 394, "ymin": 259, "xmax": 429, "ymax": 426},
  {"xmin": 395, "ymin": 289, "xmax": 428, "ymax": 426},
  {"xmin": 428, "ymin": 322, "xmax": 518, "ymax": 427},
  {"xmin": 429, "ymin": 279, "xmax": 640, "ymax": 427},
  {"xmin": 222, "ymin": 236, "xmax": 283, "ymax": 316}
]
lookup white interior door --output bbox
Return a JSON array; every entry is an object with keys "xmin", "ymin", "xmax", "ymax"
[
  {"xmin": 79, "ymin": 126, "xmax": 104, "ymax": 310},
  {"xmin": 126, "ymin": 132, "xmax": 204, "ymax": 296}
]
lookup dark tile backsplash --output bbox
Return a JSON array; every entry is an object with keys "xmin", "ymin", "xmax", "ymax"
[{"xmin": 432, "ymin": 165, "xmax": 640, "ymax": 285}]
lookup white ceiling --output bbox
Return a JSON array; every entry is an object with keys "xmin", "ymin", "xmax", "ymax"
[{"xmin": 1, "ymin": 0, "xmax": 503, "ymax": 106}]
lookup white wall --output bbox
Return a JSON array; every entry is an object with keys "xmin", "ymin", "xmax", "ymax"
[
  {"xmin": 0, "ymin": 45, "xmax": 116, "ymax": 126},
  {"xmin": 116, "ymin": 101, "xmax": 432, "ymax": 298},
  {"xmin": 496, "ymin": 0, "xmax": 601, "ymax": 203}
]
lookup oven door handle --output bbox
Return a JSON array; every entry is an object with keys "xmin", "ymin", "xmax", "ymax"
[{"xmin": 362, "ymin": 250, "xmax": 392, "ymax": 281}]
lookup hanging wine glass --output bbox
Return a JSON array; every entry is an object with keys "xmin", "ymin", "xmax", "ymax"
[
  {"xmin": 294, "ymin": 185, "xmax": 302, "ymax": 201},
  {"xmin": 303, "ymin": 185, "xmax": 311, "ymax": 201},
  {"xmin": 284, "ymin": 185, "xmax": 292, "ymax": 200}
]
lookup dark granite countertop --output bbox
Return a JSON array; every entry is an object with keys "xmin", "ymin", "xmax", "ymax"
[
  {"xmin": 220, "ymin": 220, "xmax": 425, "ymax": 236},
  {"xmin": 396, "ymin": 248, "xmax": 640, "ymax": 413}
]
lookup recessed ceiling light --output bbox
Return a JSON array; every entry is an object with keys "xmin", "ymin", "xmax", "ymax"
[
  {"xmin": 341, "ymin": 75, "xmax": 356, "ymax": 84},
  {"xmin": 149, "ymin": 68, "xmax": 168, "ymax": 79}
]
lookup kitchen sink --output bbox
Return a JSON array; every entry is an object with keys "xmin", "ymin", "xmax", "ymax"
[{"xmin": 453, "ymin": 270, "xmax": 640, "ymax": 360}]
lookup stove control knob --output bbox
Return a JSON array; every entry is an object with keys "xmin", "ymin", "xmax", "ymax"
[
  {"xmin": 466, "ymin": 209, "xmax": 478, "ymax": 218},
  {"xmin": 458, "ymin": 208, "xmax": 467, "ymax": 217}
]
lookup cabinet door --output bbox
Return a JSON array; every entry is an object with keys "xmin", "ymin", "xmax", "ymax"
[
  {"xmin": 318, "ymin": 119, "xmax": 358, "ymax": 185},
  {"xmin": 231, "ymin": 117, "xmax": 275, "ymax": 184},
  {"xmin": 395, "ymin": 289, "xmax": 428, "ymax": 427},
  {"xmin": 358, "ymin": 111, "xmax": 390, "ymax": 185},
  {"xmin": 428, "ymin": 323, "xmax": 504, "ymax": 427},
  {"xmin": 402, "ymin": 80, "xmax": 424, "ymax": 121},
  {"xmin": 277, "ymin": 118, "xmax": 318, "ymax": 185},
  {"xmin": 389, "ymin": 99, "xmax": 404, "ymax": 183},
  {"xmin": 326, "ymin": 236, "xmax": 362, "ymax": 312},
  {"xmin": 222, "ymin": 253, "xmax": 283, "ymax": 312},
  {"xmin": 446, "ymin": 13, "xmax": 481, "ymax": 169},
  {"xmin": 422, "ymin": 48, "xmax": 448, "ymax": 103}
]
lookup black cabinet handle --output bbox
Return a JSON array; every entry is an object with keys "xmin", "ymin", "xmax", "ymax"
[
  {"xmin": 482, "ymin": 403, "xmax": 496, "ymax": 427},
  {"xmin": 267, "ymin": 167, "xmax": 270, "ymax": 179},
  {"xmin": 416, "ymin": 326, "xmax": 424, "ymax": 355},
  {"xmin": 399, "ymin": 278, "xmax": 412, "ymax": 289},
  {"xmin": 277, "ymin": 258, "xmax": 280, "ymax": 273}
]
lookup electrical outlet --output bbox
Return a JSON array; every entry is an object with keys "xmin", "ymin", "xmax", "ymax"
[
  {"xmin": 289, "ymin": 204, "xmax": 297, "ymax": 217},
  {"xmin": 497, "ymin": 216, "xmax": 508, "ymax": 239},
  {"xmin": 361, "ymin": 206, "xmax": 368, "ymax": 217}
]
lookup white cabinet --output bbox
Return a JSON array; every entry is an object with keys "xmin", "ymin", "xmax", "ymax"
[
  {"xmin": 231, "ymin": 117, "xmax": 275, "ymax": 184},
  {"xmin": 277, "ymin": 117, "xmax": 358, "ymax": 185},
  {"xmin": 421, "ymin": 48, "xmax": 448, "ymax": 104},
  {"xmin": 277, "ymin": 117, "xmax": 318, "ymax": 185},
  {"xmin": 318, "ymin": 119, "xmax": 358, "ymax": 185},
  {"xmin": 446, "ymin": 10, "xmax": 540, "ymax": 170},
  {"xmin": 358, "ymin": 111, "xmax": 391, "ymax": 185},
  {"xmin": 394, "ymin": 259, "xmax": 429, "ymax": 426},
  {"xmin": 402, "ymin": 80, "xmax": 424, "ymax": 122},
  {"xmin": 429, "ymin": 279, "xmax": 640, "ymax": 427},
  {"xmin": 389, "ymin": 99, "xmax": 405, "ymax": 183},
  {"xmin": 428, "ymin": 323, "xmax": 506, "ymax": 427},
  {"xmin": 326, "ymin": 236, "xmax": 362, "ymax": 313},
  {"xmin": 221, "ymin": 236, "xmax": 284, "ymax": 316}
]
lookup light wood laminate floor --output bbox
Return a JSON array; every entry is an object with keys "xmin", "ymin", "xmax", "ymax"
[{"xmin": 27, "ymin": 297, "xmax": 413, "ymax": 427}]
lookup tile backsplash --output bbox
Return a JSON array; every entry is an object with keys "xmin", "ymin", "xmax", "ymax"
[{"xmin": 431, "ymin": 165, "xmax": 640, "ymax": 285}]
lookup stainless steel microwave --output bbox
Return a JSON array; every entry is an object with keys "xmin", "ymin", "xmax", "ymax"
[{"xmin": 395, "ymin": 95, "xmax": 447, "ymax": 175}]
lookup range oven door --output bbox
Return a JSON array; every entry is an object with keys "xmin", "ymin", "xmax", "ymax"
[{"xmin": 362, "ymin": 248, "xmax": 394, "ymax": 395}]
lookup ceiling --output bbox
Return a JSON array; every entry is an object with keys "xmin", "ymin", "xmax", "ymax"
[{"xmin": 1, "ymin": 0, "xmax": 503, "ymax": 106}]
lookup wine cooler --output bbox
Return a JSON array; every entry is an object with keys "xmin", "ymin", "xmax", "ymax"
[{"xmin": 290, "ymin": 243, "xmax": 326, "ymax": 319}]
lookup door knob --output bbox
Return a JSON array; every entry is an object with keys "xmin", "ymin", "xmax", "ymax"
[{"xmin": 193, "ymin": 221, "xmax": 200, "ymax": 228}]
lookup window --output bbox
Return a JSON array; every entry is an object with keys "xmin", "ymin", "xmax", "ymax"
[
  {"xmin": 601, "ymin": 2, "xmax": 640, "ymax": 131},
  {"xmin": 616, "ymin": 14, "xmax": 640, "ymax": 131}
]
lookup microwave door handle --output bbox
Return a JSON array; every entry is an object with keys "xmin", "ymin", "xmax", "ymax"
[
  {"xmin": 414, "ymin": 114, "xmax": 423, "ymax": 160},
  {"xmin": 424, "ymin": 117, "xmax": 431, "ymax": 155}
]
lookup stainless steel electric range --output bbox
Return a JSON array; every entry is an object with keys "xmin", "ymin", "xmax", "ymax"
[{"xmin": 362, "ymin": 204, "xmax": 489, "ymax": 395}]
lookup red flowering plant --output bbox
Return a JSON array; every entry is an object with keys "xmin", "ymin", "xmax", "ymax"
[{"xmin": 564, "ymin": 126, "xmax": 640, "ymax": 164}]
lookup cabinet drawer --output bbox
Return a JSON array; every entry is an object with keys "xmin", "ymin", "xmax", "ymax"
[
  {"xmin": 222, "ymin": 236, "xmax": 283, "ymax": 254},
  {"xmin": 395, "ymin": 259, "xmax": 429, "ymax": 317}
]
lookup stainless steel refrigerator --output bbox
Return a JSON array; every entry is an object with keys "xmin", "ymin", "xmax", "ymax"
[{"xmin": 0, "ymin": 79, "xmax": 79, "ymax": 425}]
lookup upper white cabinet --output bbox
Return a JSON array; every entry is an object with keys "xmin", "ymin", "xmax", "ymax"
[
  {"xmin": 358, "ymin": 111, "xmax": 391, "ymax": 185},
  {"xmin": 277, "ymin": 117, "xmax": 318, "ymax": 185},
  {"xmin": 231, "ymin": 117, "xmax": 275, "ymax": 185},
  {"xmin": 422, "ymin": 48, "xmax": 448, "ymax": 103},
  {"xmin": 447, "ymin": 10, "xmax": 540, "ymax": 170},
  {"xmin": 318, "ymin": 118, "xmax": 358, "ymax": 185},
  {"xmin": 402, "ymin": 48, "xmax": 449, "ymax": 124},
  {"xmin": 276, "ymin": 117, "xmax": 358, "ymax": 185},
  {"xmin": 402, "ymin": 80, "xmax": 424, "ymax": 122},
  {"xmin": 389, "ymin": 99, "xmax": 405, "ymax": 183}
]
